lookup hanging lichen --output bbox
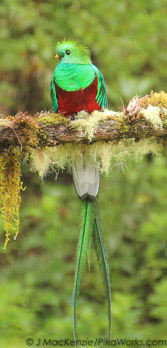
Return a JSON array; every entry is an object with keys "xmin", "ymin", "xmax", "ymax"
[
  {"xmin": 0, "ymin": 92, "xmax": 167, "ymax": 248},
  {"xmin": 0, "ymin": 150, "xmax": 25, "ymax": 249},
  {"xmin": 30, "ymin": 138, "xmax": 162, "ymax": 179}
]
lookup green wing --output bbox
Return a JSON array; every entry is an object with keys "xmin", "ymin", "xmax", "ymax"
[
  {"xmin": 93, "ymin": 65, "xmax": 108, "ymax": 108},
  {"xmin": 50, "ymin": 73, "xmax": 58, "ymax": 112}
]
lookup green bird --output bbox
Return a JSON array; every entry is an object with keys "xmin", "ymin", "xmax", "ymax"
[{"xmin": 50, "ymin": 40, "xmax": 111, "ymax": 343}]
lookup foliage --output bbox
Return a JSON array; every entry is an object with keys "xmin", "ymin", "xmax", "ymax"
[
  {"xmin": 1, "ymin": 157, "xmax": 167, "ymax": 346},
  {"xmin": 0, "ymin": 0, "xmax": 167, "ymax": 346},
  {"xmin": 0, "ymin": 0, "xmax": 167, "ymax": 113}
]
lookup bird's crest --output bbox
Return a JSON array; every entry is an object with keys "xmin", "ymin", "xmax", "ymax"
[{"xmin": 55, "ymin": 39, "xmax": 91, "ymax": 58}]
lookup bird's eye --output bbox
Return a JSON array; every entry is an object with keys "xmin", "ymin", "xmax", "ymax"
[{"xmin": 66, "ymin": 50, "xmax": 71, "ymax": 55}]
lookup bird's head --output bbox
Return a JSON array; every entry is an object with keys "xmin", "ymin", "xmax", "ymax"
[{"xmin": 55, "ymin": 40, "xmax": 92, "ymax": 64}]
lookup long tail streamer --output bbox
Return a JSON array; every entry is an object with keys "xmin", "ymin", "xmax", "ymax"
[
  {"xmin": 93, "ymin": 202, "xmax": 111, "ymax": 337},
  {"xmin": 73, "ymin": 197, "xmax": 111, "ymax": 346}
]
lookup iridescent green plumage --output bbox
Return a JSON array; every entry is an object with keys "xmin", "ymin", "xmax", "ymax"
[
  {"xmin": 50, "ymin": 40, "xmax": 108, "ymax": 113},
  {"xmin": 73, "ymin": 198, "xmax": 95, "ymax": 344},
  {"xmin": 73, "ymin": 198, "xmax": 111, "ymax": 346},
  {"xmin": 93, "ymin": 204, "xmax": 111, "ymax": 337},
  {"xmin": 50, "ymin": 40, "xmax": 110, "ymax": 344}
]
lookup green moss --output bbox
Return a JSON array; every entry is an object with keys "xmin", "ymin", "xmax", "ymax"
[
  {"xmin": 141, "ymin": 91, "xmax": 167, "ymax": 108},
  {"xmin": 0, "ymin": 107, "xmax": 165, "ymax": 249},
  {"xmin": 7, "ymin": 112, "xmax": 39, "ymax": 150},
  {"xmin": 0, "ymin": 149, "xmax": 25, "ymax": 248},
  {"xmin": 37, "ymin": 112, "xmax": 69, "ymax": 126},
  {"xmin": 162, "ymin": 118, "xmax": 167, "ymax": 129},
  {"xmin": 119, "ymin": 118, "xmax": 131, "ymax": 137}
]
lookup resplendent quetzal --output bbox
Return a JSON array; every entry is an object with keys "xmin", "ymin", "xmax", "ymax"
[{"xmin": 50, "ymin": 40, "xmax": 111, "ymax": 342}]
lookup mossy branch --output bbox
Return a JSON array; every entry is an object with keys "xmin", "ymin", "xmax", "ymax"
[
  {"xmin": 0, "ymin": 92, "xmax": 167, "ymax": 154},
  {"xmin": 1, "ymin": 91, "xmax": 167, "ymax": 248}
]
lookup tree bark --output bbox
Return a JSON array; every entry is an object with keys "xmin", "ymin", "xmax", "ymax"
[{"xmin": 0, "ymin": 94, "xmax": 167, "ymax": 154}]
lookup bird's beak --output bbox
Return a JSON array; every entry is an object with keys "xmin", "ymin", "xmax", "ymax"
[{"xmin": 55, "ymin": 54, "xmax": 60, "ymax": 59}]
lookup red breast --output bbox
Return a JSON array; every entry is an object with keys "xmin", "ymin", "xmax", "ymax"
[{"xmin": 55, "ymin": 74, "xmax": 101, "ymax": 117}]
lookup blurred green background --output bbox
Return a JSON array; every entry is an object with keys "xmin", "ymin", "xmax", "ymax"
[{"xmin": 0, "ymin": 0, "xmax": 167, "ymax": 346}]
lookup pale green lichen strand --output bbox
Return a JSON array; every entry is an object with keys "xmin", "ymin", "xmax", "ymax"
[
  {"xmin": 142, "ymin": 105, "xmax": 163, "ymax": 129},
  {"xmin": 30, "ymin": 139, "xmax": 162, "ymax": 179},
  {"xmin": 71, "ymin": 109, "xmax": 121, "ymax": 140},
  {"xmin": 30, "ymin": 107, "xmax": 163, "ymax": 178}
]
